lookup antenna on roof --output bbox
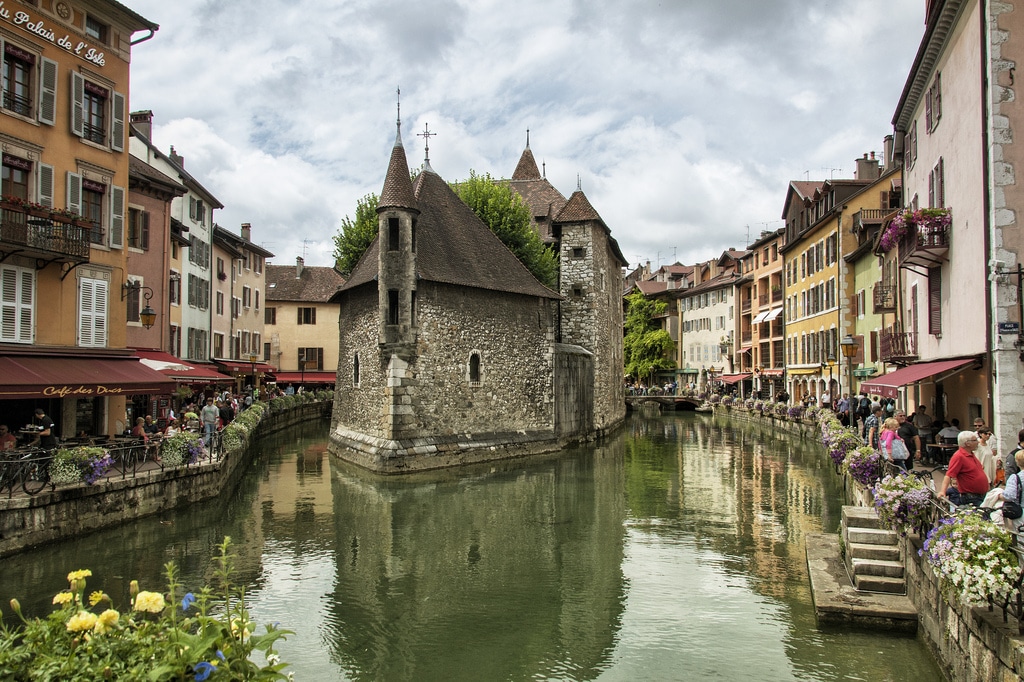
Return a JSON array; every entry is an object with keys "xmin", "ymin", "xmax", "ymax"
[
  {"xmin": 302, "ymin": 239, "xmax": 312, "ymax": 259},
  {"xmin": 542, "ymin": 160, "xmax": 546, "ymax": 178},
  {"xmin": 526, "ymin": 128, "xmax": 530, "ymax": 149},
  {"xmin": 418, "ymin": 122, "xmax": 436, "ymax": 169},
  {"xmin": 803, "ymin": 170, "xmax": 809, "ymax": 181},
  {"xmin": 745, "ymin": 224, "xmax": 750, "ymax": 247},
  {"xmin": 576, "ymin": 173, "xmax": 582, "ymax": 191}
]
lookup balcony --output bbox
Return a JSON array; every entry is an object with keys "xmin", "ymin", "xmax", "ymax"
[
  {"xmin": 741, "ymin": 297, "xmax": 751, "ymax": 313},
  {"xmin": 0, "ymin": 202, "xmax": 91, "ymax": 263},
  {"xmin": 872, "ymin": 283, "xmax": 897, "ymax": 313},
  {"xmin": 758, "ymin": 292, "xmax": 768, "ymax": 306},
  {"xmin": 880, "ymin": 325, "xmax": 918, "ymax": 364},
  {"xmin": 741, "ymin": 330, "xmax": 752, "ymax": 344},
  {"xmin": 770, "ymin": 320, "xmax": 783, "ymax": 338},
  {"xmin": 897, "ymin": 214, "xmax": 950, "ymax": 270},
  {"xmin": 854, "ymin": 207, "xmax": 898, "ymax": 231},
  {"xmin": 771, "ymin": 288, "xmax": 783, "ymax": 303}
]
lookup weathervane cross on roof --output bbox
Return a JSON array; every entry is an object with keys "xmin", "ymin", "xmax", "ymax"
[{"xmin": 418, "ymin": 122, "xmax": 436, "ymax": 166}]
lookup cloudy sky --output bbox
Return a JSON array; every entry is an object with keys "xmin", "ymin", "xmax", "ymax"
[{"xmin": 124, "ymin": 0, "xmax": 924, "ymax": 271}]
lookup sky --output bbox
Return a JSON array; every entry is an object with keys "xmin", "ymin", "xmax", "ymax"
[{"xmin": 123, "ymin": 0, "xmax": 926, "ymax": 272}]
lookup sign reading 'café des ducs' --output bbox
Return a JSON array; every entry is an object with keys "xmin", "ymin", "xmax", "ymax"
[{"xmin": 0, "ymin": 1, "xmax": 106, "ymax": 67}]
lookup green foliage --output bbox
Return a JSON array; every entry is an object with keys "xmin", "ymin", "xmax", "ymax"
[
  {"xmin": 0, "ymin": 538, "xmax": 290, "ymax": 680},
  {"xmin": 451, "ymin": 171, "xmax": 559, "ymax": 288},
  {"xmin": 158, "ymin": 432, "xmax": 204, "ymax": 468},
  {"xmin": 623, "ymin": 290, "xmax": 675, "ymax": 384},
  {"xmin": 333, "ymin": 193, "xmax": 380, "ymax": 276}
]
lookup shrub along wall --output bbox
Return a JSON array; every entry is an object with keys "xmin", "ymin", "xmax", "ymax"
[{"xmin": 0, "ymin": 399, "xmax": 331, "ymax": 558}]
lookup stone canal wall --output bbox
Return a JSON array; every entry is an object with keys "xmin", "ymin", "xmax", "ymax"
[
  {"xmin": 713, "ymin": 404, "xmax": 1024, "ymax": 681},
  {"xmin": 0, "ymin": 401, "xmax": 331, "ymax": 558}
]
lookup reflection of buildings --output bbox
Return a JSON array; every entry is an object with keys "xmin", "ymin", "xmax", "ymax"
[{"xmin": 323, "ymin": 445, "xmax": 626, "ymax": 680}]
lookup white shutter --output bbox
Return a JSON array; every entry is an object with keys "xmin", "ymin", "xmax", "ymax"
[
  {"xmin": 109, "ymin": 185, "xmax": 125, "ymax": 248},
  {"xmin": 37, "ymin": 164, "xmax": 54, "ymax": 208},
  {"xmin": 70, "ymin": 71, "xmax": 85, "ymax": 138},
  {"xmin": 0, "ymin": 266, "xmax": 34, "ymax": 344},
  {"xmin": 66, "ymin": 172, "xmax": 82, "ymax": 215},
  {"xmin": 39, "ymin": 58, "xmax": 58, "ymax": 126},
  {"xmin": 110, "ymin": 91, "xmax": 125, "ymax": 152},
  {"xmin": 78, "ymin": 277, "xmax": 108, "ymax": 347}
]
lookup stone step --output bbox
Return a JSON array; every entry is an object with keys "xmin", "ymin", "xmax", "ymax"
[
  {"xmin": 846, "ymin": 527, "xmax": 898, "ymax": 546},
  {"xmin": 847, "ymin": 542, "xmax": 901, "ymax": 562},
  {"xmin": 850, "ymin": 558, "xmax": 905, "ymax": 578},
  {"xmin": 842, "ymin": 505, "xmax": 884, "ymax": 530},
  {"xmin": 853, "ymin": 574, "xmax": 907, "ymax": 594}
]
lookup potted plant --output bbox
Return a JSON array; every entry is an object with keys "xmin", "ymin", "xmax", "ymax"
[
  {"xmin": 49, "ymin": 446, "xmax": 113, "ymax": 485},
  {"xmin": 873, "ymin": 473, "xmax": 933, "ymax": 535},
  {"xmin": 921, "ymin": 512, "xmax": 1019, "ymax": 606}
]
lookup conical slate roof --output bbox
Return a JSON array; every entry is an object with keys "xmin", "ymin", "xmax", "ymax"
[
  {"xmin": 512, "ymin": 146, "xmax": 541, "ymax": 180},
  {"xmin": 555, "ymin": 189, "xmax": 603, "ymax": 224},
  {"xmin": 379, "ymin": 128, "xmax": 417, "ymax": 211}
]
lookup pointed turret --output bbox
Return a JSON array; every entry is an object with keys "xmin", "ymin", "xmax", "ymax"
[
  {"xmin": 556, "ymin": 189, "xmax": 603, "ymax": 224},
  {"xmin": 379, "ymin": 124, "xmax": 417, "ymax": 211},
  {"xmin": 512, "ymin": 131, "xmax": 541, "ymax": 181}
]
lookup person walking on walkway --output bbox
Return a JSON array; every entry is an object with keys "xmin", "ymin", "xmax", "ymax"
[{"xmin": 200, "ymin": 397, "xmax": 219, "ymax": 446}]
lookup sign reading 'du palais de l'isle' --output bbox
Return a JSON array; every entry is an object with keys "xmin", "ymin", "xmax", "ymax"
[{"xmin": 0, "ymin": 2, "xmax": 106, "ymax": 67}]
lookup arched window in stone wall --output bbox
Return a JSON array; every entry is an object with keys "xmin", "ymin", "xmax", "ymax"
[
  {"xmin": 353, "ymin": 352, "xmax": 360, "ymax": 387},
  {"xmin": 468, "ymin": 351, "xmax": 481, "ymax": 385}
]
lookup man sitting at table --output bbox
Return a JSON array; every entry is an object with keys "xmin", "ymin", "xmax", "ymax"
[
  {"xmin": 0, "ymin": 425, "xmax": 17, "ymax": 451},
  {"xmin": 937, "ymin": 431, "xmax": 989, "ymax": 507}
]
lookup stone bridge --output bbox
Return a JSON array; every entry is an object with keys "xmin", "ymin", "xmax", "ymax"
[{"xmin": 625, "ymin": 395, "xmax": 703, "ymax": 411}]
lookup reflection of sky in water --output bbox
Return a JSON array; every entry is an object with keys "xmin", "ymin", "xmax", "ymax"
[{"xmin": 603, "ymin": 530, "xmax": 796, "ymax": 681}]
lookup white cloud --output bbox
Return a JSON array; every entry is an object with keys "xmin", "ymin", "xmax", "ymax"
[{"xmin": 126, "ymin": 0, "xmax": 925, "ymax": 270}]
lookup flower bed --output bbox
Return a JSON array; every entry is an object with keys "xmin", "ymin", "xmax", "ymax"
[
  {"xmin": 844, "ymin": 446, "xmax": 881, "ymax": 488},
  {"xmin": 873, "ymin": 473, "xmax": 932, "ymax": 535},
  {"xmin": 921, "ymin": 512, "xmax": 1020, "ymax": 606},
  {"xmin": 50, "ymin": 446, "xmax": 114, "ymax": 485},
  {"xmin": 159, "ymin": 432, "xmax": 205, "ymax": 468}
]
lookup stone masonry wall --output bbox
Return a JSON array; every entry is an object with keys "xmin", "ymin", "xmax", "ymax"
[{"xmin": 332, "ymin": 286, "xmax": 388, "ymax": 439}]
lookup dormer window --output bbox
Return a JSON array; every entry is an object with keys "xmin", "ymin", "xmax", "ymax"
[{"xmin": 85, "ymin": 16, "xmax": 108, "ymax": 44}]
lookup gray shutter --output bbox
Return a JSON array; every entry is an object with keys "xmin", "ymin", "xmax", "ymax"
[
  {"xmin": 39, "ymin": 58, "xmax": 58, "ymax": 126},
  {"xmin": 37, "ymin": 164, "xmax": 54, "ymax": 208},
  {"xmin": 110, "ymin": 91, "xmax": 125, "ymax": 152},
  {"xmin": 109, "ymin": 185, "xmax": 125, "ymax": 249},
  {"xmin": 66, "ymin": 172, "xmax": 82, "ymax": 215},
  {"xmin": 70, "ymin": 71, "xmax": 84, "ymax": 138}
]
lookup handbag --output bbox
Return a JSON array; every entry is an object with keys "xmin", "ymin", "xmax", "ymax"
[
  {"xmin": 889, "ymin": 437, "xmax": 910, "ymax": 461},
  {"xmin": 1004, "ymin": 473, "xmax": 1024, "ymax": 520}
]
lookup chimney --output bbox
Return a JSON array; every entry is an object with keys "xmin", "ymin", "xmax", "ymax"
[
  {"xmin": 295, "ymin": 256, "xmax": 304, "ymax": 279},
  {"xmin": 241, "ymin": 223, "xmax": 251, "ymax": 242},
  {"xmin": 883, "ymin": 135, "xmax": 894, "ymax": 171},
  {"xmin": 854, "ymin": 153, "xmax": 880, "ymax": 181},
  {"xmin": 130, "ymin": 110, "xmax": 153, "ymax": 140},
  {"xmin": 169, "ymin": 146, "xmax": 184, "ymax": 168}
]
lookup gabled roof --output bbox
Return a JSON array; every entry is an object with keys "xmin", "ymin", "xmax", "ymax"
[
  {"xmin": 128, "ymin": 155, "xmax": 187, "ymax": 198},
  {"xmin": 129, "ymin": 125, "xmax": 223, "ymax": 209},
  {"xmin": 337, "ymin": 144, "xmax": 559, "ymax": 301},
  {"xmin": 266, "ymin": 264, "xmax": 345, "ymax": 302},
  {"xmin": 508, "ymin": 176, "xmax": 566, "ymax": 221},
  {"xmin": 781, "ymin": 180, "xmax": 826, "ymax": 219},
  {"xmin": 213, "ymin": 224, "xmax": 275, "ymax": 258}
]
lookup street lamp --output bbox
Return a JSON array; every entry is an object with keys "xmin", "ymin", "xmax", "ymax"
[
  {"xmin": 248, "ymin": 354, "xmax": 258, "ymax": 394},
  {"xmin": 121, "ymin": 281, "xmax": 157, "ymax": 329},
  {"xmin": 840, "ymin": 335, "xmax": 859, "ymax": 399},
  {"xmin": 826, "ymin": 352, "xmax": 836, "ymax": 395}
]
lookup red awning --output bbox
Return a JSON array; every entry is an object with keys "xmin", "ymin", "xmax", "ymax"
[
  {"xmin": 859, "ymin": 358, "xmax": 976, "ymax": 399},
  {"xmin": 271, "ymin": 371, "xmax": 336, "ymax": 383},
  {"xmin": 134, "ymin": 349, "xmax": 234, "ymax": 382},
  {"xmin": 0, "ymin": 354, "xmax": 175, "ymax": 399},
  {"xmin": 720, "ymin": 373, "xmax": 751, "ymax": 385},
  {"xmin": 213, "ymin": 359, "xmax": 277, "ymax": 373}
]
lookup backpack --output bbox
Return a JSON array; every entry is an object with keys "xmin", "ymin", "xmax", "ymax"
[{"xmin": 857, "ymin": 397, "xmax": 871, "ymax": 416}]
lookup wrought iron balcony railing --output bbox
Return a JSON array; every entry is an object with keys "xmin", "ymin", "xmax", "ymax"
[
  {"xmin": 899, "ymin": 223, "xmax": 950, "ymax": 270},
  {"xmin": 880, "ymin": 325, "xmax": 918, "ymax": 363},
  {"xmin": 0, "ymin": 203, "xmax": 92, "ymax": 261}
]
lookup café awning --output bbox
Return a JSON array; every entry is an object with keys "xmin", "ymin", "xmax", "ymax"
[
  {"xmin": 134, "ymin": 350, "xmax": 234, "ymax": 383},
  {"xmin": 860, "ymin": 358, "xmax": 976, "ymax": 399},
  {"xmin": 271, "ymin": 371, "xmax": 337, "ymax": 383},
  {"xmin": 720, "ymin": 373, "xmax": 751, "ymax": 385},
  {"xmin": 0, "ymin": 354, "xmax": 174, "ymax": 399},
  {"xmin": 764, "ymin": 307, "xmax": 784, "ymax": 321},
  {"xmin": 751, "ymin": 310, "xmax": 770, "ymax": 324},
  {"xmin": 213, "ymin": 359, "xmax": 277, "ymax": 374}
]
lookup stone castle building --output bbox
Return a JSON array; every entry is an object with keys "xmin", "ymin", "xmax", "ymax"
[{"xmin": 328, "ymin": 123, "xmax": 625, "ymax": 473}]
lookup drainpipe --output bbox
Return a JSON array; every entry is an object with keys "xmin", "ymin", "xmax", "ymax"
[
  {"xmin": 981, "ymin": 0, "xmax": 995, "ymax": 426},
  {"xmin": 130, "ymin": 30, "xmax": 156, "ymax": 46}
]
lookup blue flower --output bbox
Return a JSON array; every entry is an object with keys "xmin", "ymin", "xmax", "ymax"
[
  {"xmin": 216, "ymin": 650, "xmax": 225, "ymax": 661},
  {"xmin": 181, "ymin": 592, "xmax": 196, "ymax": 611},
  {"xmin": 193, "ymin": 662, "xmax": 215, "ymax": 681}
]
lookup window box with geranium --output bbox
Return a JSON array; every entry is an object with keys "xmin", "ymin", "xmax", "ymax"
[{"xmin": 879, "ymin": 208, "xmax": 952, "ymax": 252}]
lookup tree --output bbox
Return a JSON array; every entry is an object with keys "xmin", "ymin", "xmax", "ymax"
[
  {"xmin": 333, "ymin": 193, "xmax": 379, "ymax": 277},
  {"xmin": 623, "ymin": 290, "xmax": 675, "ymax": 385},
  {"xmin": 452, "ymin": 171, "xmax": 559, "ymax": 288}
]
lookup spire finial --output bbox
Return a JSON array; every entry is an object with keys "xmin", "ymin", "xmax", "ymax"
[
  {"xmin": 577, "ymin": 173, "xmax": 582, "ymax": 191},
  {"xmin": 418, "ymin": 122, "xmax": 436, "ymax": 169},
  {"xmin": 542, "ymin": 160, "xmax": 546, "ymax": 178},
  {"xmin": 394, "ymin": 86, "xmax": 403, "ymax": 146},
  {"xmin": 526, "ymin": 128, "xmax": 530, "ymax": 149}
]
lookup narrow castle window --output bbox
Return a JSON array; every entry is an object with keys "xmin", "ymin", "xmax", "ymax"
[
  {"xmin": 410, "ymin": 290, "xmax": 417, "ymax": 326},
  {"xmin": 411, "ymin": 219, "xmax": 417, "ymax": 252},
  {"xmin": 388, "ymin": 217, "xmax": 399, "ymax": 251},
  {"xmin": 387, "ymin": 289, "xmax": 399, "ymax": 325},
  {"xmin": 469, "ymin": 352, "xmax": 481, "ymax": 384},
  {"xmin": 353, "ymin": 352, "xmax": 360, "ymax": 386},
  {"xmin": 572, "ymin": 247, "xmax": 585, "ymax": 258}
]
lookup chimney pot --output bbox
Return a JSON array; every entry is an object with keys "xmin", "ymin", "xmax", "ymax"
[
  {"xmin": 241, "ymin": 223, "xmax": 251, "ymax": 241},
  {"xmin": 129, "ymin": 110, "xmax": 153, "ymax": 140},
  {"xmin": 296, "ymin": 256, "xmax": 304, "ymax": 279}
]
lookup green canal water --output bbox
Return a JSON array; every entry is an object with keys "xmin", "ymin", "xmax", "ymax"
[{"xmin": 2, "ymin": 411, "xmax": 942, "ymax": 681}]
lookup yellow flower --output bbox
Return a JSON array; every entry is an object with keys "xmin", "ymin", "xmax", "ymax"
[
  {"xmin": 230, "ymin": 618, "xmax": 252, "ymax": 641},
  {"xmin": 88, "ymin": 591, "xmax": 109, "ymax": 607},
  {"xmin": 67, "ymin": 569, "xmax": 92, "ymax": 583},
  {"xmin": 52, "ymin": 591, "xmax": 73, "ymax": 605},
  {"xmin": 133, "ymin": 591, "xmax": 165, "ymax": 613},
  {"xmin": 66, "ymin": 611, "xmax": 98, "ymax": 632},
  {"xmin": 93, "ymin": 609, "xmax": 119, "ymax": 634}
]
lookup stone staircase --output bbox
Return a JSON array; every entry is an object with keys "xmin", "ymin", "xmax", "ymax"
[{"xmin": 841, "ymin": 506, "xmax": 906, "ymax": 594}]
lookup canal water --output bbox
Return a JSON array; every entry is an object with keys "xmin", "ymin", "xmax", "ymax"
[{"xmin": 2, "ymin": 411, "xmax": 942, "ymax": 681}]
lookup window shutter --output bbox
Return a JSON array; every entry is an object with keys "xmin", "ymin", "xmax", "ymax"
[
  {"xmin": 928, "ymin": 267, "xmax": 942, "ymax": 335},
  {"xmin": 925, "ymin": 88, "xmax": 932, "ymax": 131},
  {"xmin": 141, "ymin": 211, "xmax": 150, "ymax": 250},
  {"xmin": 0, "ymin": 266, "xmax": 34, "ymax": 343},
  {"xmin": 110, "ymin": 91, "xmax": 125, "ymax": 152},
  {"xmin": 937, "ymin": 157, "xmax": 945, "ymax": 208},
  {"xmin": 70, "ymin": 71, "xmax": 85, "ymax": 138},
  {"xmin": 37, "ymin": 164, "xmax": 54, "ymax": 208},
  {"xmin": 39, "ymin": 58, "xmax": 58, "ymax": 126},
  {"xmin": 109, "ymin": 185, "xmax": 124, "ymax": 248},
  {"xmin": 66, "ymin": 172, "xmax": 82, "ymax": 215},
  {"xmin": 935, "ymin": 73, "xmax": 942, "ymax": 123},
  {"xmin": 78, "ymin": 278, "xmax": 106, "ymax": 347},
  {"xmin": 317, "ymin": 347, "xmax": 324, "ymax": 370}
]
